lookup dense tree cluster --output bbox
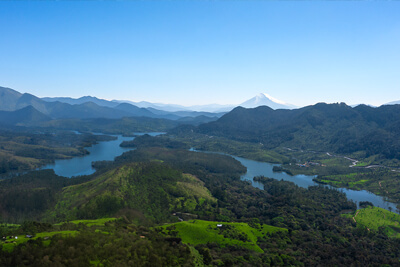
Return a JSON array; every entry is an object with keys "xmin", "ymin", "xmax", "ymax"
[
  {"xmin": 0, "ymin": 220, "xmax": 193, "ymax": 267},
  {"xmin": 120, "ymin": 134, "xmax": 190, "ymax": 150}
]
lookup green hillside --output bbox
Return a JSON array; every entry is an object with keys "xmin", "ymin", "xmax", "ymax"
[
  {"xmin": 1, "ymin": 218, "xmax": 193, "ymax": 266},
  {"xmin": 159, "ymin": 220, "xmax": 287, "ymax": 253},
  {"xmin": 344, "ymin": 206, "xmax": 400, "ymax": 238},
  {"xmin": 47, "ymin": 162, "xmax": 216, "ymax": 223}
]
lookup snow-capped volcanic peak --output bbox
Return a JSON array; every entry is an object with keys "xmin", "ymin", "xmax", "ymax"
[
  {"xmin": 256, "ymin": 93, "xmax": 287, "ymax": 105},
  {"xmin": 240, "ymin": 93, "xmax": 295, "ymax": 110}
]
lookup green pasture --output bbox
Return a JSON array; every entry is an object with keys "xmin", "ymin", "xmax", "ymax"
[
  {"xmin": 159, "ymin": 219, "xmax": 287, "ymax": 253},
  {"xmin": 1, "ymin": 230, "xmax": 78, "ymax": 252},
  {"xmin": 55, "ymin": 218, "xmax": 117, "ymax": 227},
  {"xmin": 344, "ymin": 207, "xmax": 400, "ymax": 238}
]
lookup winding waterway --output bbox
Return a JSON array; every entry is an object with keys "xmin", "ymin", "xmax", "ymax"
[
  {"xmin": 42, "ymin": 135, "xmax": 398, "ymax": 213},
  {"xmin": 233, "ymin": 155, "xmax": 398, "ymax": 212}
]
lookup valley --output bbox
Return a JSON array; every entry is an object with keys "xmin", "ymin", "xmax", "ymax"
[
  {"xmin": 2, "ymin": 87, "xmax": 400, "ymax": 266},
  {"xmin": 2, "ymin": 2, "xmax": 400, "ymax": 265}
]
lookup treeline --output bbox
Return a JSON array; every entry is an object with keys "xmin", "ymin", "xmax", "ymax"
[{"xmin": 0, "ymin": 170, "xmax": 95, "ymax": 222}]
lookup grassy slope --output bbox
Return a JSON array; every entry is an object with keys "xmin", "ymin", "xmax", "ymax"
[
  {"xmin": 172, "ymin": 134, "xmax": 289, "ymax": 164},
  {"xmin": 47, "ymin": 162, "xmax": 216, "ymax": 223},
  {"xmin": 1, "ymin": 230, "xmax": 78, "ymax": 252},
  {"xmin": 1, "ymin": 218, "xmax": 117, "ymax": 252},
  {"xmin": 159, "ymin": 220, "xmax": 287, "ymax": 253},
  {"xmin": 344, "ymin": 207, "xmax": 400, "ymax": 238},
  {"xmin": 55, "ymin": 218, "xmax": 117, "ymax": 227}
]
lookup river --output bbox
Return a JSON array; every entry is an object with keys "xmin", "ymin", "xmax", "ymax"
[{"xmin": 233, "ymin": 155, "xmax": 398, "ymax": 213}]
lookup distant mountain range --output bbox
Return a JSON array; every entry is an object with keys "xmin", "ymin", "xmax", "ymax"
[
  {"xmin": 41, "ymin": 91, "xmax": 297, "ymax": 112},
  {"xmin": 3, "ymin": 85, "xmax": 399, "ymax": 128},
  {"xmin": 0, "ymin": 85, "xmax": 304, "ymax": 127},
  {"xmin": 112, "ymin": 92, "xmax": 297, "ymax": 111},
  {"xmin": 112, "ymin": 100, "xmax": 235, "ymax": 113},
  {"xmin": 0, "ymin": 86, "xmax": 225, "ymax": 126}
]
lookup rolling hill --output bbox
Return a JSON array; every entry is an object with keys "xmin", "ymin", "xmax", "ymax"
[{"xmin": 47, "ymin": 161, "xmax": 216, "ymax": 223}]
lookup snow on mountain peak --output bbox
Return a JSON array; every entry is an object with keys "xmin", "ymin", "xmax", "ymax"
[
  {"xmin": 240, "ymin": 93, "xmax": 295, "ymax": 109},
  {"xmin": 257, "ymin": 93, "xmax": 286, "ymax": 105}
]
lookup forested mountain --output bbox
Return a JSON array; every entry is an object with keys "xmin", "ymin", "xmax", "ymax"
[{"xmin": 195, "ymin": 102, "xmax": 400, "ymax": 159}]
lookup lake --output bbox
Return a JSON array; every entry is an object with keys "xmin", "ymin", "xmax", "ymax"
[{"xmin": 40, "ymin": 132, "xmax": 163, "ymax": 177}]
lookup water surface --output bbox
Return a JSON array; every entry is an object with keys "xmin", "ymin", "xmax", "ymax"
[
  {"xmin": 232, "ymin": 155, "xmax": 398, "ymax": 213},
  {"xmin": 41, "ymin": 132, "xmax": 164, "ymax": 177}
]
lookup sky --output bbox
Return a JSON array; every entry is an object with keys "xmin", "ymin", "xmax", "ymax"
[{"xmin": 1, "ymin": 1, "xmax": 400, "ymax": 107}]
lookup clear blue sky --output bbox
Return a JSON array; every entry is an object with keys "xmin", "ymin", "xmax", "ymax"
[{"xmin": 1, "ymin": 1, "xmax": 399, "ymax": 107}]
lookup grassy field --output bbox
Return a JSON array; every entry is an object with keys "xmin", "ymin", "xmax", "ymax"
[
  {"xmin": 1, "ymin": 230, "xmax": 78, "ymax": 252},
  {"xmin": 1, "ymin": 218, "xmax": 118, "ymax": 252},
  {"xmin": 344, "ymin": 207, "xmax": 400, "ymax": 238},
  {"xmin": 314, "ymin": 169, "xmax": 400, "ymax": 206},
  {"xmin": 173, "ymin": 134, "xmax": 290, "ymax": 164},
  {"xmin": 159, "ymin": 220, "xmax": 287, "ymax": 253},
  {"xmin": 55, "ymin": 218, "xmax": 117, "ymax": 227}
]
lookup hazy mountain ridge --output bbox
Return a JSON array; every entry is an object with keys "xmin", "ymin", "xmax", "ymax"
[
  {"xmin": 113, "ymin": 99, "xmax": 235, "ymax": 112},
  {"xmin": 0, "ymin": 105, "xmax": 51, "ymax": 126},
  {"xmin": 42, "ymin": 96, "xmax": 120, "ymax": 108},
  {"xmin": 385, "ymin": 100, "xmax": 400, "ymax": 105},
  {"xmin": 0, "ymin": 86, "xmax": 223, "ymax": 122},
  {"xmin": 41, "ymin": 90, "xmax": 298, "ymax": 112}
]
